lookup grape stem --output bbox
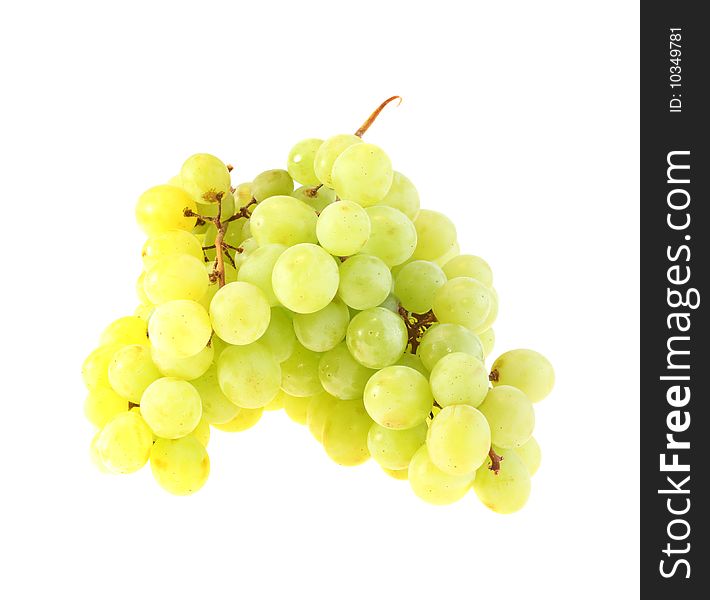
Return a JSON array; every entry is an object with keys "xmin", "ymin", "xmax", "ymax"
[
  {"xmin": 354, "ymin": 96, "xmax": 402, "ymax": 138},
  {"xmin": 397, "ymin": 305, "xmax": 437, "ymax": 353},
  {"xmin": 489, "ymin": 369, "xmax": 500, "ymax": 382},
  {"xmin": 225, "ymin": 197, "xmax": 257, "ymax": 223},
  {"xmin": 304, "ymin": 184, "xmax": 323, "ymax": 197},
  {"xmin": 488, "ymin": 448, "xmax": 504, "ymax": 475}
]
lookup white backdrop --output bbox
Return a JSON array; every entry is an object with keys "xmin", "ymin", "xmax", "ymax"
[{"xmin": 0, "ymin": 1, "xmax": 640, "ymax": 598}]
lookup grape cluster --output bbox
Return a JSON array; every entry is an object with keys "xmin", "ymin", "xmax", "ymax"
[{"xmin": 83, "ymin": 99, "xmax": 554, "ymax": 512}]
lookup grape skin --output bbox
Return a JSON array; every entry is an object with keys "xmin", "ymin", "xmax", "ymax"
[{"xmin": 491, "ymin": 349, "xmax": 555, "ymax": 403}]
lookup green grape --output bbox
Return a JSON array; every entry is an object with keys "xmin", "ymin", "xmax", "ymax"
[
  {"xmin": 136, "ymin": 185, "xmax": 197, "ymax": 235},
  {"xmin": 442, "ymin": 254, "xmax": 493, "ymax": 288},
  {"xmin": 108, "ymin": 344, "xmax": 161, "ymax": 401},
  {"xmin": 136, "ymin": 272, "xmax": 151, "ymax": 305},
  {"xmin": 192, "ymin": 365, "xmax": 240, "ymax": 424},
  {"xmin": 394, "ymin": 260, "xmax": 447, "ymax": 313},
  {"xmin": 412, "ymin": 209, "xmax": 457, "ymax": 261},
  {"xmin": 363, "ymin": 365, "xmax": 433, "ymax": 429},
  {"xmin": 313, "ymin": 134, "xmax": 362, "ymax": 188},
  {"xmin": 291, "ymin": 185, "xmax": 336, "ymax": 212},
  {"xmin": 151, "ymin": 343, "xmax": 214, "ymax": 380},
  {"xmin": 322, "ymin": 399, "xmax": 373, "ymax": 466},
  {"xmin": 150, "ymin": 436, "xmax": 210, "ymax": 495},
  {"xmin": 191, "ymin": 418, "xmax": 211, "ymax": 448},
  {"xmin": 396, "ymin": 352, "xmax": 429, "ymax": 377},
  {"xmin": 140, "ymin": 377, "xmax": 203, "ymax": 439},
  {"xmin": 433, "ymin": 242, "xmax": 460, "ymax": 267},
  {"xmin": 89, "ymin": 431, "xmax": 110, "ymax": 473},
  {"xmin": 287, "ymin": 138, "xmax": 323, "ymax": 186},
  {"xmin": 478, "ymin": 385, "xmax": 535, "ymax": 448},
  {"xmin": 380, "ymin": 171, "xmax": 420, "ymax": 220},
  {"xmin": 218, "ymin": 343, "xmax": 281, "ymax": 408},
  {"xmin": 331, "ymin": 143, "xmax": 393, "ymax": 207},
  {"xmin": 427, "ymin": 405, "xmax": 491, "ymax": 475},
  {"xmin": 84, "ymin": 386, "xmax": 128, "ymax": 428},
  {"xmin": 179, "ymin": 153, "xmax": 231, "ymax": 204},
  {"xmin": 259, "ymin": 307, "xmax": 296, "ymax": 362},
  {"xmin": 250, "ymin": 195, "xmax": 318, "ymax": 247},
  {"xmin": 148, "ymin": 300, "xmax": 212, "ymax": 359},
  {"xmin": 234, "ymin": 237, "xmax": 259, "ymax": 268},
  {"xmin": 96, "ymin": 411, "xmax": 154, "ymax": 474},
  {"xmin": 306, "ymin": 391, "xmax": 338, "ymax": 442},
  {"xmin": 429, "ymin": 352, "xmax": 489, "ymax": 408},
  {"xmin": 272, "ymin": 243, "xmax": 339, "ymax": 314},
  {"xmin": 317, "ymin": 200, "xmax": 371, "ymax": 257},
  {"xmin": 479, "ymin": 328, "xmax": 495, "ymax": 357},
  {"xmin": 417, "ymin": 323, "xmax": 484, "ymax": 371},
  {"xmin": 282, "ymin": 390, "xmax": 312, "ymax": 425},
  {"xmin": 379, "ymin": 293, "xmax": 400, "ymax": 313},
  {"xmin": 293, "ymin": 298, "xmax": 349, "ymax": 352},
  {"xmin": 234, "ymin": 181, "xmax": 253, "ymax": 205},
  {"xmin": 318, "ymin": 342, "xmax": 376, "ymax": 400},
  {"xmin": 100, "ymin": 316, "xmax": 148, "ymax": 347},
  {"xmin": 408, "ymin": 445, "xmax": 475, "ymax": 505},
  {"xmin": 360, "ymin": 206, "xmax": 417, "ymax": 267},
  {"xmin": 367, "ymin": 422, "xmax": 427, "ymax": 470},
  {"xmin": 473, "ymin": 447, "xmax": 531, "ymax": 514},
  {"xmin": 197, "ymin": 191, "xmax": 236, "ymax": 220},
  {"xmin": 252, "ymin": 169, "xmax": 294, "ymax": 201},
  {"xmin": 382, "ymin": 467, "xmax": 409, "ymax": 480},
  {"xmin": 236, "ymin": 244, "xmax": 287, "ymax": 306},
  {"xmin": 280, "ymin": 341, "xmax": 323, "ymax": 397},
  {"xmin": 476, "ymin": 287, "xmax": 498, "ymax": 333},
  {"xmin": 200, "ymin": 261, "xmax": 239, "ymax": 311},
  {"xmin": 514, "ymin": 436, "xmax": 541, "ymax": 476},
  {"xmin": 337, "ymin": 254, "xmax": 392, "ymax": 310},
  {"xmin": 144, "ymin": 254, "xmax": 209, "ymax": 303},
  {"xmin": 82, "ymin": 344, "xmax": 121, "ymax": 390},
  {"xmin": 346, "ymin": 307, "xmax": 407, "ymax": 369},
  {"xmin": 491, "ymin": 349, "xmax": 555, "ymax": 403},
  {"xmin": 264, "ymin": 393, "xmax": 284, "ymax": 411},
  {"xmin": 209, "ymin": 281, "xmax": 271, "ymax": 345},
  {"xmin": 213, "ymin": 407, "xmax": 263, "ymax": 432},
  {"xmin": 432, "ymin": 277, "xmax": 492, "ymax": 333}
]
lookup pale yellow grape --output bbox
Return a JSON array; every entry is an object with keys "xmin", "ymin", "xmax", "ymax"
[
  {"xmin": 432, "ymin": 277, "xmax": 492, "ymax": 333},
  {"xmin": 322, "ymin": 399, "xmax": 373, "ymax": 466},
  {"xmin": 408, "ymin": 445, "xmax": 475, "ymax": 505},
  {"xmin": 237, "ymin": 244, "xmax": 287, "ymax": 306},
  {"xmin": 363, "ymin": 365, "xmax": 433, "ymax": 429},
  {"xmin": 84, "ymin": 386, "xmax": 128, "ymax": 428},
  {"xmin": 272, "ymin": 243, "xmax": 339, "ymax": 314},
  {"xmin": 514, "ymin": 436, "xmax": 541, "ymax": 476},
  {"xmin": 412, "ymin": 209, "xmax": 457, "ymax": 261},
  {"xmin": 395, "ymin": 260, "xmax": 447, "ymax": 313},
  {"xmin": 258, "ymin": 307, "xmax": 296, "ymax": 363},
  {"xmin": 141, "ymin": 229, "xmax": 204, "ymax": 270},
  {"xmin": 479, "ymin": 328, "xmax": 495, "ymax": 357},
  {"xmin": 380, "ymin": 171, "xmax": 420, "ymax": 220},
  {"xmin": 264, "ymin": 393, "xmax": 284, "ymax": 411},
  {"xmin": 282, "ymin": 391, "xmax": 312, "ymax": 425},
  {"xmin": 367, "ymin": 422, "xmax": 427, "ymax": 470},
  {"xmin": 318, "ymin": 342, "xmax": 376, "ymax": 400},
  {"xmin": 100, "ymin": 316, "xmax": 148, "ymax": 347},
  {"xmin": 210, "ymin": 336, "xmax": 228, "ymax": 359},
  {"xmin": 89, "ymin": 431, "xmax": 110, "ymax": 473},
  {"xmin": 287, "ymin": 138, "xmax": 323, "ymax": 186},
  {"xmin": 218, "ymin": 343, "xmax": 281, "ymax": 408},
  {"xmin": 293, "ymin": 298, "xmax": 349, "ymax": 352},
  {"xmin": 140, "ymin": 377, "xmax": 202, "ymax": 439},
  {"xmin": 473, "ymin": 447, "xmax": 531, "ymax": 514},
  {"xmin": 291, "ymin": 185, "xmax": 336, "ymax": 212},
  {"xmin": 234, "ymin": 181, "xmax": 253, "ymax": 205},
  {"xmin": 491, "ymin": 349, "xmax": 555, "ymax": 403},
  {"xmin": 144, "ymin": 254, "xmax": 209, "ymax": 303},
  {"xmin": 478, "ymin": 385, "xmax": 535, "ymax": 448},
  {"xmin": 427, "ymin": 405, "xmax": 490, "ymax": 475},
  {"xmin": 134, "ymin": 304, "xmax": 154, "ymax": 322},
  {"xmin": 192, "ymin": 365, "xmax": 240, "ymax": 424},
  {"xmin": 252, "ymin": 169, "xmax": 294, "ymax": 202},
  {"xmin": 82, "ymin": 344, "xmax": 121, "ymax": 390},
  {"xmin": 180, "ymin": 153, "xmax": 231, "ymax": 204},
  {"xmin": 417, "ymin": 323, "xmax": 484, "ymax": 371},
  {"xmin": 280, "ymin": 341, "xmax": 323, "ymax": 397},
  {"xmin": 442, "ymin": 254, "xmax": 493, "ymax": 288},
  {"xmin": 136, "ymin": 185, "xmax": 197, "ymax": 235},
  {"xmin": 148, "ymin": 300, "xmax": 212, "ymax": 359},
  {"xmin": 360, "ymin": 206, "xmax": 417, "ymax": 267},
  {"xmin": 151, "ymin": 343, "xmax": 213, "ymax": 380},
  {"xmin": 433, "ymin": 242, "xmax": 460, "ymax": 268},
  {"xmin": 477, "ymin": 287, "xmax": 499, "ymax": 333},
  {"xmin": 136, "ymin": 273, "xmax": 150, "ymax": 305},
  {"xmin": 429, "ymin": 352, "xmax": 489, "ymax": 408},
  {"xmin": 396, "ymin": 352, "xmax": 429, "ymax": 377},
  {"xmin": 332, "ymin": 143, "xmax": 393, "ymax": 207},
  {"xmin": 150, "ymin": 437, "xmax": 210, "ymax": 495},
  {"xmin": 108, "ymin": 344, "xmax": 161, "ymax": 402},
  {"xmin": 191, "ymin": 418, "xmax": 211, "ymax": 448},
  {"xmin": 313, "ymin": 133, "xmax": 362, "ymax": 188},
  {"xmin": 382, "ymin": 467, "xmax": 409, "ymax": 480},
  {"xmin": 316, "ymin": 200, "xmax": 371, "ymax": 256},
  {"xmin": 337, "ymin": 254, "xmax": 392, "ymax": 310},
  {"xmin": 306, "ymin": 391, "xmax": 338, "ymax": 442},
  {"xmin": 346, "ymin": 307, "xmax": 407, "ymax": 369},
  {"xmin": 209, "ymin": 282, "xmax": 271, "ymax": 345},
  {"xmin": 250, "ymin": 195, "xmax": 317, "ymax": 246},
  {"xmin": 96, "ymin": 412, "xmax": 154, "ymax": 474},
  {"xmin": 213, "ymin": 407, "xmax": 263, "ymax": 432}
]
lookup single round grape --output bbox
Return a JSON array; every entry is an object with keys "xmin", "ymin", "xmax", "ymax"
[
  {"xmin": 491, "ymin": 349, "xmax": 555, "ymax": 403},
  {"xmin": 322, "ymin": 399, "xmax": 373, "ymax": 466},
  {"xmin": 259, "ymin": 307, "xmax": 296, "ymax": 363},
  {"xmin": 84, "ymin": 386, "xmax": 128, "ymax": 428},
  {"xmin": 100, "ymin": 316, "xmax": 148, "ymax": 347},
  {"xmin": 306, "ymin": 391, "xmax": 338, "ymax": 442},
  {"xmin": 367, "ymin": 422, "xmax": 427, "ymax": 470},
  {"xmin": 427, "ymin": 405, "xmax": 491, "ymax": 475},
  {"xmin": 293, "ymin": 298, "xmax": 349, "ymax": 353},
  {"xmin": 136, "ymin": 185, "xmax": 197, "ymax": 235},
  {"xmin": 108, "ymin": 344, "xmax": 161, "ymax": 402},
  {"xmin": 236, "ymin": 244, "xmax": 287, "ymax": 306},
  {"xmin": 432, "ymin": 277, "xmax": 492, "ymax": 333},
  {"xmin": 478, "ymin": 385, "xmax": 535, "ymax": 448},
  {"xmin": 250, "ymin": 195, "xmax": 317, "ymax": 246},
  {"xmin": 408, "ymin": 445, "xmax": 475, "ymax": 505},
  {"xmin": 179, "ymin": 153, "xmax": 231, "ymax": 204},
  {"xmin": 272, "ymin": 243, "xmax": 339, "ymax": 314},
  {"xmin": 213, "ymin": 408, "xmax": 263, "ymax": 432},
  {"xmin": 479, "ymin": 328, "xmax": 495, "ymax": 357},
  {"xmin": 234, "ymin": 181, "xmax": 253, "ymax": 205},
  {"xmin": 141, "ymin": 229, "xmax": 204, "ymax": 271},
  {"xmin": 396, "ymin": 352, "xmax": 429, "ymax": 377},
  {"xmin": 360, "ymin": 206, "xmax": 417, "ymax": 267},
  {"xmin": 252, "ymin": 169, "xmax": 294, "ymax": 201},
  {"xmin": 346, "ymin": 307, "xmax": 407, "ymax": 369},
  {"xmin": 144, "ymin": 254, "xmax": 209, "ymax": 304},
  {"xmin": 191, "ymin": 364, "xmax": 240, "ymax": 424},
  {"xmin": 382, "ymin": 467, "xmax": 409, "ymax": 481},
  {"xmin": 380, "ymin": 171, "xmax": 420, "ymax": 220},
  {"xmin": 316, "ymin": 200, "xmax": 371, "ymax": 256},
  {"xmin": 148, "ymin": 300, "xmax": 212, "ymax": 359},
  {"xmin": 429, "ymin": 352, "xmax": 489, "ymax": 408},
  {"xmin": 280, "ymin": 341, "xmax": 323, "ymax": 397},
  {"xmin": 210, "ymin": 281, "xmax": 271, "ymax": 345},
  {"xmin": 417, "ymin": 323, "xmax": 484, "ymax": 372},
  {"xmin": 218, "ymin": 343, "xmax": 281, "ymax": 408},
  {"xmin": 150, "ymin": 436, "xmax": 210, "ymax": 495},
  {"xmin": 291, "ymin": 185, "xmax": 336, "ymax": 212},
  {"xmin": 151, "ymin": 343, "xmax": 214, "ymax": 380},
  {"xmin": 140, "ymin": 377, "xmax": 202, "ymax": 439},
  {"xmin": 96, "ymin": 412, "xmax": 154, "ymax": 474},
  {"xmin": 442, "ymin": 254, "xmax": 493, "ymax": 288},
  {"xmin": 412, "ymin": 209, "xmax": 457, "ymax": 261},
  {"xmin": 363, "ymin": 365, "xmax": 433, "ymax": 429},
  {"xmin": 473, "ymin": 447, "xmax": 531, "ymax": 514},
  {"xmin": 281, "ymin": 390, "xmax": 312, "ymax": 425},
  {"xmin": 318, "ymin": 342, "xmax": 376, "ymax": 400},
  {"xmin": 394, "ymin": 260, "xmax": 447, "ymax": 313},
  {"xmin": 514, "ymin": 436, "xmax": 541, "ymax": 476},
  {"xmin": 332, "ymin": 142, "xmax": 393, "ymax": 207},
  {"xmin": 82, "ymin": 344, "xmax": 121, "ymax": 390},
  {"xmin": 191, "ymin": 418, "xmax": 211, "ymax": 448},
  {"xmin": 313, "ymin": 133, "xmax": 362, "ymax": 188},
  {"xmin": 287, "ymin": 138, "xmax": 323, "ymax": 186},
  {"xmin": 337, "ymin": 254, "xmax": 392, "ymax": 310}
]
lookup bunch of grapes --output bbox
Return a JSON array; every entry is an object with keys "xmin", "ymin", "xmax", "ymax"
[{"xmin": 82, "ymin": 98, "xmax": 554, "ymax": 513}]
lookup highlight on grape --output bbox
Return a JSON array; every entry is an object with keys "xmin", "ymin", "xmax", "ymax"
[{"xmin": 83, "ymin": 97, "xmax": 555, "ymax": 511}]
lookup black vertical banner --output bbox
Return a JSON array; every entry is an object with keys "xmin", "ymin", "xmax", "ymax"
[{"xmin": 641, "ymin": 2, "xmax": 708, "ymax": 597}]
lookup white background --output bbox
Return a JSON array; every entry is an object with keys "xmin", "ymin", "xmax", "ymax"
[{"xmin": 0, "ymin": 1, "xmax": 640, "ymax": 598}]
